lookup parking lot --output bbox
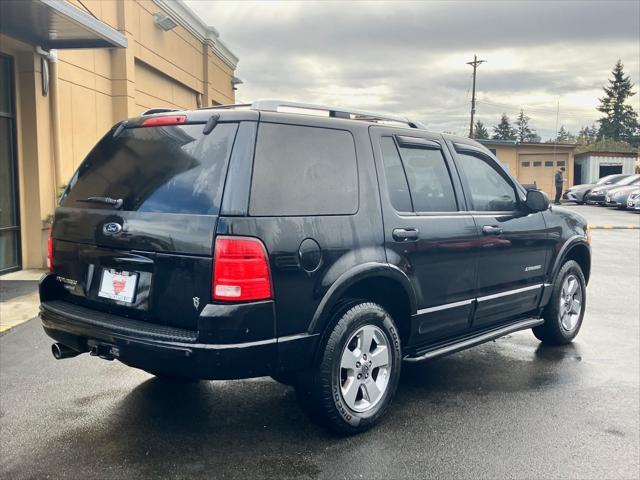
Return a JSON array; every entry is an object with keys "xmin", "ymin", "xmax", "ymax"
[{"xmin": 1, "ymin": 204, "xmax": 638, "ymax": 479}]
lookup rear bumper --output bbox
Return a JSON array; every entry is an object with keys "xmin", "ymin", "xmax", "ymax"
[{"xmin": 39, "ymin": 276, "xmax": 318, "ymax": 380}]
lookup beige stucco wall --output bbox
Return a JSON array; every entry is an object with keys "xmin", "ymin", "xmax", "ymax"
[
  {"xmin": 0, "ymin": 0, "xmax": 237, "ymax": 269},
  {"xmin": 491, "ymin": 144, "xmax": 575, "ymax": 198}
]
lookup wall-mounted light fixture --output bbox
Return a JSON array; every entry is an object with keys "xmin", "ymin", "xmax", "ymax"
[
  {"xmin": 231, "ymin": 76, "xmax": 243, "ymax": 91},
  {"xmin": 153, "ymin": 12, "xmax": 178, "ymax": 31}
]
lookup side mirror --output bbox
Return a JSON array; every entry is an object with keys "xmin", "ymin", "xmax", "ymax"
[{"xmin": 525, "ymin": 189, "xmax": 550, "ymax": 212}]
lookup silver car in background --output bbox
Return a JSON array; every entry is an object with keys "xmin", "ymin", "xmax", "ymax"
[{"xmin": 627, "ymin": 189, "xmax": 640, "ymax": 211}]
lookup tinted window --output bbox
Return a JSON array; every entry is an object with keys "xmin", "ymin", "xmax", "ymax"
[
  {"xmin": 62, "ymin": 123, "xmax": 238, "ymax": 215},
  {"xmin": 457, "ymin": 152, "xmax": 518, "ymax": 211},
  {"xmin": 380, "ymin": 137, "xmax": 412, "ymax": 212},
  {"xmin": 249, "ymin": 124, "xmax": 358, "ymax": 216},
  {"xmin": 397, "ymin": 145, "xmax": 457, "ymax": 212}
]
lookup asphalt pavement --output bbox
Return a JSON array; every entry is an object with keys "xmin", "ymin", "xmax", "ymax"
[{"xmin": 1, "ymin": 205, "xmax": 638, "ymax": 479}]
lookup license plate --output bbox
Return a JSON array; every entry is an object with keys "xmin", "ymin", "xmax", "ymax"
[{"xmin": 98, "ymin": 269, "xmax": 138, "ymax": 303}]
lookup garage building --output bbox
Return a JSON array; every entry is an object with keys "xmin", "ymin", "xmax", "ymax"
[{"xmin": 478, "ymin": 139, "xmax": 577, "ymax": 198}]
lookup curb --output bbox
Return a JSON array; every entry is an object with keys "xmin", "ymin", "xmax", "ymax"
[{"xmin": 588, "ymin": 225, "xmax": 640, "ymax": 230}]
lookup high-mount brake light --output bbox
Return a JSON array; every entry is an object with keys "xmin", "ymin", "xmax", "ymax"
[
  {"xmin": 213, "ymin": 236, "xmax": 272, "ymax": 302},
  {"xmin": 141, "ymin": 115, "xmax": 187, "ymax": 127}
]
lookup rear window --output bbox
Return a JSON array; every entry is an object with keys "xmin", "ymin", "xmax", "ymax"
[
  {"xmin": 249, "ymin": 123, "xmax": 358, "ymax": 216},
  {"xmin": 61, "ymin": 123, "xmax": 238, "ymax": 215}
]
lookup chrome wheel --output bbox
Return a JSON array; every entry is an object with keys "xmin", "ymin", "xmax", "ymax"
[
  {"xmin": 339, "ymin": 325, "xmax": 391, "ymax": 413},
  {"xmin": 559, "ymin": 274, "xmax": 582, "ymax": 332}
]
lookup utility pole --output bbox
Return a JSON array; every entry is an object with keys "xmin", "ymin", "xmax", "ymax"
[{"xmin": 467, "ymin": 54, "xmax": 486, "ymax": 138}]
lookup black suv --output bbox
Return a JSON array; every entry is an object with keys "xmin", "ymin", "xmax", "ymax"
[{"xmin": 40, "ymin": 100, "xmax": 591, "ymax": 434}]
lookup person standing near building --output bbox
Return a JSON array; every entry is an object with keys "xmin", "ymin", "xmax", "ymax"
[{"xmin": 554, "ymin": 167, "xmax": 565, "ymax": 205}]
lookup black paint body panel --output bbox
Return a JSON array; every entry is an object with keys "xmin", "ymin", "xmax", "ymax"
[{"xmin": 40, "ymin": 109, "xmax": 591, "ymax": 379}]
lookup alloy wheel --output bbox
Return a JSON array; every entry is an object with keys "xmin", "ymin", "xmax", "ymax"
[
  {"xmin": 339, "ymin": 325, "xmax": 391, "ymax": 413},
  {"xmin": 559, "ymin": 273, "xmax": 583, "ymax": 332}
]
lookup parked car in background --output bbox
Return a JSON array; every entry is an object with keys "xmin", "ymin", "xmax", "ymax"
[
  {"xmin": 585, "ymin": 174, "xmax": 640, "ymax": 205},
  {"xmin": 627, "ymin": 189, "xmax": 640, "ymax": 211},
  {"xmin": 605, "ymin": 184, "xmax": 640, "ymax": 209},
  {"xmin": 564, "ymin": 174, "xmax": 630, "ymax": 204}
]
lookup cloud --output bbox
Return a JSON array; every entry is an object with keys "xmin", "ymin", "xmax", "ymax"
[{"xmin": 186, "ymin": 0, "xmax": 640, "ymax": 139}]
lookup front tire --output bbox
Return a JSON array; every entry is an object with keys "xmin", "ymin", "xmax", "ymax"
[
  {"xmin": 295, "ymin": 302, "xmax": 402, "ymax": 435},
  {"xmin": 533, "ymin": 260, "xmax": 586, "ymax": 345}
]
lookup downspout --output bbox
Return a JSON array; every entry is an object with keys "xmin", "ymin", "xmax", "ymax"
[{"xmin": 35, "ymin": 46, "xmax": 62, "ymax": 212}]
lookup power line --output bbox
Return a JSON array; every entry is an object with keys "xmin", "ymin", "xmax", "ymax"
[{"xmin": 475, "ymin": 99, "xmax": 596, "ymax": 117}]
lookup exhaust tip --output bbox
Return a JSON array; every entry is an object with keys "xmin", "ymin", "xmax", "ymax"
[{"xmin": 51, "ymin": 343, "xmax": 79, "ymax": 360}]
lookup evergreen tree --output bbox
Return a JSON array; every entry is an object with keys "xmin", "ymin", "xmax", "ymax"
[
  {"xmin": 515, "ymin": 109, "xmax": 541, "ymax": 142},
  {"xmin": 473, "ymin": 120, "xmax": 489, "ymax": 139},
  {"xmin": 556, "ymin": 125, "xmax": 575, "ymax": 143},
  {"xmin": 596, "ymin": 60, "xmax": 639, "ymax": 141},
  {"xmin": 577, "ymin": 124, "xmax": 598, "ymax": 145},
  {"xmin": 492, "ymin": 114, "xmax": 517, "ymax": 140}
]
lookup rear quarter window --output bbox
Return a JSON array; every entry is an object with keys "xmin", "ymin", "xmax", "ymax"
[
  {"xmin": 61, "ymin": 123, "xmax": 238, "ymax": 215},
  {"xmin": 249, "ymin": 123, "xmax": 358, "ymax": 216}
]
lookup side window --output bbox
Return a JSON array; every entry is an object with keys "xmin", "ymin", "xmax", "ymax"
[
  {"xmin": 456, "ymin": 152, "xmax": 518, "ymax": 211},
  {"xmin": 249, "ymin": 123, "xmax": 358, "ymax": 216},
  {"xmin": 380, "ymin": 137, "xmax": 412, "ymax": 212},
  {"xmin": 397, "ymin": 144, "xmax": 457, "ymax": 212}
]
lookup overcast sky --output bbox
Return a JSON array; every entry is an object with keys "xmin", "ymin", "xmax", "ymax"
[{"xmin": 185, "ymin": 0, "xmax": 640, "ymax": 140}]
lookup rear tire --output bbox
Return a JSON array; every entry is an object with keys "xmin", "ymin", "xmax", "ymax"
[
  {"xmin": 295, "ymin": 301, "xmax": 402, "ymax": 435},
  {"xmin": 533, "ymin": 260, "xmax": 586, "ymax": 345}
]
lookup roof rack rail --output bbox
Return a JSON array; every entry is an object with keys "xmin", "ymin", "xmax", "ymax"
[
  {"xmin": 141, "ymin": 107, "xmax": 179, "ymax": 116},
  {"xmin": 204, "ymin": 99, "xmax": 426, "ymax": 129}
]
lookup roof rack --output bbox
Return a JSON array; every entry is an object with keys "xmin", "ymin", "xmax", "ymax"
[{"xmin": 204, "ymin": 99, "xmax": 426, "ymax": 129}]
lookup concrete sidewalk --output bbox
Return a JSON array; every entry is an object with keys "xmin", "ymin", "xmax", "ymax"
[{"xmin": 0, "ymin": 270, "xmax": 45, "ymax": 334}]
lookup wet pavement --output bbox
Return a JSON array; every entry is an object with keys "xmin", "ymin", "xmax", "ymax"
[{"xmin": 1, "ymin": 207, "xmax": 638, "ymax": 479}]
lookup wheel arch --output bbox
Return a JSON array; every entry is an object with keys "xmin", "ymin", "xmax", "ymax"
[
  {"xmin": 552, "ymin": 237, "xmax": 591, "ymax": 285},
  {"xmin": 308, "ymin": 263, "xmax": 416, "ymax": 345}
]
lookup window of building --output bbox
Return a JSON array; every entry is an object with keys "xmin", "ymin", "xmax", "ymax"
[
  {"xmin": 533, "ymin": 161, "xmax": 542, "ymax": 167},
  {"xmin": 249, "ymin": 124, "xmax": 358, "ymax": 216},
  {"xmin": 557, "ymin": 160, "xmax": 565, "ymax": 166},
  {"xmin": 521, "ymin": 161, "xmax": 530, "ymax": 167},
  {"xmin": 396, "ymin": 144, "xmax": 457, "ymax": 212},
  {"xmin": 545, "ymin": 161, "xmax": 554, "ymax": 167},
  {"xmin": 457, "ymin": 152, "xmax": 518, "ymax": 211}
]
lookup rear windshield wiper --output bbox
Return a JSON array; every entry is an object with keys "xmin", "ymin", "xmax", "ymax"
[{"xmin": 77, "ymin": 196, "xmax": 124, "ymax": 209}]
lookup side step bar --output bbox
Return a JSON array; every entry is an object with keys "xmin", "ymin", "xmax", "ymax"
[{"xmin": 404, "ymin": 317, "xmax": 543, "ymax": 363}]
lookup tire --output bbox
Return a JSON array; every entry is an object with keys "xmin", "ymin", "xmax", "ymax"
[
  {"xmin": 533, "ymin": 260, "xmax": 586, "ymax": 345},
  {"xmin": 295, "ymin": 301, "xmax": 402, "ymax": 435}
]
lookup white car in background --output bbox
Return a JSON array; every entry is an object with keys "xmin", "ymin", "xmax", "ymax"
[{"xmin": 627, "ymin": 189, "xmax": 640, "ymax": 211}]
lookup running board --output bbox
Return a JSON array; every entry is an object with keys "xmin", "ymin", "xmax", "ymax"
[{"xmin": 404, "ymin": 317, "xmax": 543, "ymax": 363}]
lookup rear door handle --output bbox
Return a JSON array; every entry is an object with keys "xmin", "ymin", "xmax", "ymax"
[
  {"xmin": 482, "ymin": 225, "xmax": 503, "ymax": 235},
  {"xmin": 392, "ymin": 228, "xmax": 419, "ymax": 241}
]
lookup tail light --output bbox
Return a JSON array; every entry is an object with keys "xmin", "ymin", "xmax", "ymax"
[
  {"xmin": 47, "ymin": 226, "xmax": 54, "ymax": 271},
  {"xmin": 213, "ymin": 236, "xmax": 272, "ymax": 302}
]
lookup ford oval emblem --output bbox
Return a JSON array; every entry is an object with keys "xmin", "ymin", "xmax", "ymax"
[{"xmin": 103, "ymin": 222, "xmax": 122, "ymax": 235}]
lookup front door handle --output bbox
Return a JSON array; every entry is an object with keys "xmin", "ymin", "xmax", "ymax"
[
  {"xmin": 482, "ymin": 225, "xmax": 503, "ymax": 235},
  {"xmin": 392, "ymin": 228, "xmax": 419, "ymax": 241}
]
